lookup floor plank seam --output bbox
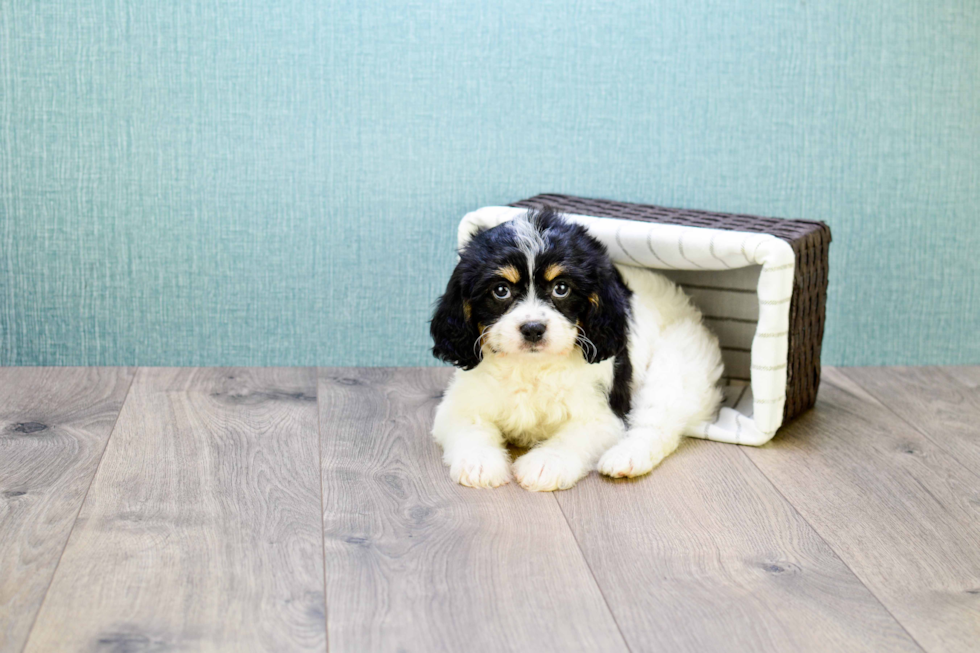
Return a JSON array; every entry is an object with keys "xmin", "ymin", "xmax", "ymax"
[
  {"xmin": 838, "ymin": 369, "xmax": 980, "ymax": 483},
  {"xmin": 18, "ymin": 367, "xmax": 139, "ymax": 653},
  {"xmin": 734, "ymin": 445, "xmax": 928, "ymax": 653},
  {"xmin": 314, "ymin": 368, "xmax": 331, "ymax": 653},
  {"xmin": 551, "ymin": 493, "xmax": 635, "ymax": 653}
]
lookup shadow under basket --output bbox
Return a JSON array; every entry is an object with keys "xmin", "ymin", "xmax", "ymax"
[{"xmin": 457, "ymin": 194, "xmax": 831, "ymax": 445}]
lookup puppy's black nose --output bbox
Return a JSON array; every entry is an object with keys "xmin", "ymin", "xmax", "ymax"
[{"xmin": 520, "ymin": 321, "xmax": 547, "ymax": 343}]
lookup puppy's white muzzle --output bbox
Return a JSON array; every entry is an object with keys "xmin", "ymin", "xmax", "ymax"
[{"xmin": 486, "ymin": 296, "xmax": 578, "ymax": 357}]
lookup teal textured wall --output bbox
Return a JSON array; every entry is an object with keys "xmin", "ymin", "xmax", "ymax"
[{"xmin": 1, "ymin": 0, "xmax": 978, "ymax": 367}]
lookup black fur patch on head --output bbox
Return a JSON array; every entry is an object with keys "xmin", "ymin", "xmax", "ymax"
[
  {"xmin": 431, "ymin": 207, "xmax": 632, "ymax": 376},
  {"xmin": 430, "ymin": 258, "xmax": 483, "ymax": 369},
  {"xmin": 429, "ymin": 221, "xmax": 533, "ymax": 369}
]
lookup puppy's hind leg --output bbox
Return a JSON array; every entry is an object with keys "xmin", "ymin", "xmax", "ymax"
[{"xmin": 598, "ymin": 321, "xmax": 723, "ymax": 479}]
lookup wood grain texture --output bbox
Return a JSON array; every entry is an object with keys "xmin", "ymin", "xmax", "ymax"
[
  {"xmin": 743, "ymin": 368, "xmax": 980, "ymax": 652},
  {"xmin": 841, "ymin": 366, "xmax": 980, "ymax": 477},
  {"xmin": 555, "ymin": 438, "xmax": 921, "ymax": 653},
  {"xmin": 317, "ymin": 367, "xmax": 628, "ymax": 653},
  {"xmin": 22, "ymin": 368, "xmax": 326, "ymax": 653},
  {"xmin": 0, "ymin": 367, "xmax": 134, "ymax": 653},
  {"xmin": 940, "ymin": 366, "xmax": 980, "ymax": 389}
]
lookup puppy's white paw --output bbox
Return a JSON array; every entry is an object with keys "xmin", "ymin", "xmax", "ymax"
[
  {"xmin": 598, "ymin": 439, "xmax": 668, "ymax": 479},
  {"xmin": 447, "ymin": 447, "xmax": 511, "ymax": 488},
  {"xmin": 513, "ymin": 449, "xmax": 586, "ymax": 492}
]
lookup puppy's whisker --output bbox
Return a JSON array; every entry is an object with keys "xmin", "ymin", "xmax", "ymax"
[
  {"xmin": 581, "ymin": 338, "xmax": 597, "ymax": 363},
  {"xmin": 575, "ymin": 326, "xmax": 598, "ymax": 363},
  {"xmin": 472, "ymin": 325, "xmax": 492, "ymax": 362}
]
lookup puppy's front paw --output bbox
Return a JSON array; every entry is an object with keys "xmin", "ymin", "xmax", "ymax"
[
  {"xmin": 597, "ymin": 439, "xmax": 665, "ymax": 478},
  {"xmin": 447, "ymin": 447, "xmax": 511, "ymax": 489},
  {"xmin": 513, "ymin": 449, "xmax": 586, "ymax": 492}
]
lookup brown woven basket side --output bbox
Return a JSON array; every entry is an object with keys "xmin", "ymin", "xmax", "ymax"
[
  {"xmin": 785, "ymin": 224, "xmax": 831, "ymax": 420},
  {"xmin": 511, "ymin": 194, "xmax": 831, "ymax": 424}
]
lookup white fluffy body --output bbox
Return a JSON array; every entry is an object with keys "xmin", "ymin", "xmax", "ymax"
[{"xmin": 433, "ymin": 259, "xmax": 724, "ymax": 491}]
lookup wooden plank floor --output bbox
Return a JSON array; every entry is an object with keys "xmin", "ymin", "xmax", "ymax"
[
  {"xmin": 318, "ymin": 368, "xmax": 626, "ymax": 652},
  {"xmin": 1, "ymin": 366, "xmax": 977, "ymax": 652},
  {"xmin": 23, "ymin": 368, "xmax": 326, "ymax": 653},
  {"xmin": 0, "ymin": 368, "xmax": 135, "ymax": 653}
]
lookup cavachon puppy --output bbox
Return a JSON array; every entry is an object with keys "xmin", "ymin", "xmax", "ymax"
[{"xmin": 430, "ymin": 208, "xmax": 723, "ymax": 491}]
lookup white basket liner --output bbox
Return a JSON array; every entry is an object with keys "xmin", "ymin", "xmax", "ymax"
[{"xmin": 458, "ymin": 206, "xmax": 796, "ymax": 445}]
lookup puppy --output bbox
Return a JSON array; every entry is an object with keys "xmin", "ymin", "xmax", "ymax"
[{"xmin": 430, "ymin": 208, "xmax": 723, "ymax": 491}]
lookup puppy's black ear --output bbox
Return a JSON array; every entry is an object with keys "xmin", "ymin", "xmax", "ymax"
[
  {"xmin": 581, "ymin": 265, "xmax": 632, "ymax": 363},
  {"xmin": 431, "ymin": 265, "xmax": 481, "ymax": 370}
]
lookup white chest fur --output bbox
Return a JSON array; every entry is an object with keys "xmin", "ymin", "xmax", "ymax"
[{"xmin": 450, "ymin": 353, "xmax": 616, "ymax": 447}]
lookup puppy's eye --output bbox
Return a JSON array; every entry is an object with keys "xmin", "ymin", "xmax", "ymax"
[
  {"xmin": 552, "ymin": 281, "xmax": 570, "ymax": 299},
  {"xmin": 492, "ymin": 283, "xmax": 511, "ymax": 300}
]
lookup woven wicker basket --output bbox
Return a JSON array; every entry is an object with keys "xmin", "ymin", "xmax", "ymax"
[{"xmin": 510, "ymin": 194, "xmax": 831, "ymax": 426}]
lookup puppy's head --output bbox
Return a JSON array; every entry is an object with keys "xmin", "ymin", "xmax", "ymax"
[{"xmin": 431, "ymin": 208, "xmax": 631, "ymax": 369}]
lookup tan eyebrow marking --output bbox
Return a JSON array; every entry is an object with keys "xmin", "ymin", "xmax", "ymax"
[
  {"xmin": 544, "ymin": 263, "xmax": 565, "ymax": 281},
  {"xmin": 496, "ymin": 265, "xmax": 520, "ymax": 283},
  {"xmin": 463, "ymin": 300, "xmax": 472, "ymax": 321},
  {"xmin": 589, "ymin": 293, "xmax": 600, "ymax": 308}
]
